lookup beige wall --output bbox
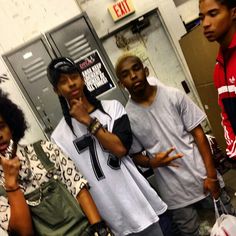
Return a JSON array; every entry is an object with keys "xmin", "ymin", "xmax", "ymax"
[
  {"xmin": 0, "ymin": 0, "xmax": 82, "ymax": 144},
  {"xmin": 76, "ymin": 0, "xmax": 186, "ymax": 40},
  {"xmin": 174, "ymin": 0, "xmax": 199, "ymax": 23},
  {"xmin": 0, "ymin": 0, "xmax": 81, "ymax": 54}
]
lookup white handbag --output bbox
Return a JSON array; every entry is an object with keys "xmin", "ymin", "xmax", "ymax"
[{"xmin": 211, "ymin": 198, "xmax": 236, "ymax": 236}]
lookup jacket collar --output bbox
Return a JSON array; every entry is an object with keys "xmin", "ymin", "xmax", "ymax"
[{"xmin": 216, "ymin": 32, "xmax": 236, "ymax": 63}]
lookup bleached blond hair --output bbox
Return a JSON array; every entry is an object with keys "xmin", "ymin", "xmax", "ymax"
[{"xmin": 115, "ymin": 53, "xmax": 143, "ymax": 78}]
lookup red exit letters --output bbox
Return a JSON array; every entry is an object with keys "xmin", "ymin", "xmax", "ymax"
[
  {"xmin": 108, "ymin": 0, "xmax": 135, "ymax": 22},
  {"xmin": 113, "ymin": 0, "xmax": 130, "ymax": 18}
]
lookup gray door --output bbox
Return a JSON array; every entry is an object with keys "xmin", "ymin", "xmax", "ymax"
[
  {"xmin": 2, "ymin": 37, "xmax": 61, "ymax": 136},
  {"xmin": 46, "ymin": 13, "xmax": 128, "ymax": 105}
]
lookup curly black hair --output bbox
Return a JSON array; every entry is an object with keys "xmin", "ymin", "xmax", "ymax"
[{"xmin": 0, "ymin": 89, "xmax": 28, "ymax": 143}]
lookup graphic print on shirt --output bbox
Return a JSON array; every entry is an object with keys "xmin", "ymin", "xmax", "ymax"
[{"xmin": 73, "ymin": 132, "xmax": 120, "ymax": 181}]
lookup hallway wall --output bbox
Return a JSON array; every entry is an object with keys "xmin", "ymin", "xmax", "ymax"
[
  {"xmin": 0, "ymin": 0, "xmax": 82, "ymax": 143},
  {"xmin": 0, "ymin": 0, "xmax": 202, "ymax": 143}
]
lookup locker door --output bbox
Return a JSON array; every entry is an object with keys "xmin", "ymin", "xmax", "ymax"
[
  {"xmin": 46, "ymin": 13, "xmax": 128, "ymax": 105},
  {"xmin": 2, "ymin": 38, "xmax": 61, "ymax": 136}
]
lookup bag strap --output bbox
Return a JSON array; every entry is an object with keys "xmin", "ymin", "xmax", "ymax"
[
  {"xmin": 213, "ymin": 198, "xmax": 220, "ymax": 220},
  {"xmin": 0, "ymin": 141, "xmax": 55, "ymax": 197},
  {"xmin": 32, "ymin": 141, "xmax": 55, "ymax": 172},
  {"xmin": 213, "ymin": 197, "xmax": 229, "ymax": 220},
  {"xmin": 0, "ymin": 185, "xmax": 6, "ymax": 197}
]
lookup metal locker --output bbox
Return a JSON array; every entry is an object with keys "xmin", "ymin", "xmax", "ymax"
[
  {"xmin": 2, "ymin": 37, "xmax": 61, "ymax": 137},
  {"xmin": 46, "ymin": 13, "xmax": 128, "ymax": 105}
]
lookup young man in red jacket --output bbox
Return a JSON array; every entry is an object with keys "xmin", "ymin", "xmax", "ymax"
[{"xmin": 199, "ymin": 0, "xmax": 236, "ymax": 159}]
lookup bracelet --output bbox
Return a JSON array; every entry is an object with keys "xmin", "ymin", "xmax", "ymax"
[
  {"xmin": 88, "ymin": 118, "xmax": 96, "ymax": 131},
  {"xmin": 91, "ymin": 120, "xmax": 102, "ymax": 135},
  {"xmin": 206, "ymin": 177, "xmax": 218, "ymax": 182},
  {"xmin": 5, "ymin": 186, "xmax": 20, "ymax": 192},
  {"xmin": 88, "ymin": 118, "xmax": 98, "ymax": 132},
  {"xmin": 88, "ymin": 117, "xmax": 102, "ymax": 135}
]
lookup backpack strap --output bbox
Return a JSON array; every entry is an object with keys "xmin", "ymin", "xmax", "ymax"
[
  {"xmin": 33, "ymin": 141, "xmax": 55, "ymax": 173},
  {"xmin": 0, "ymin": 185, "xmax": 6, "ymax": 197}
]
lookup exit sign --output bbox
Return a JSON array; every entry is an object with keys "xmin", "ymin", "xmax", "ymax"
[{"xmin": 108, "ymin": 0, "xmax": 135, "ymax": 22}]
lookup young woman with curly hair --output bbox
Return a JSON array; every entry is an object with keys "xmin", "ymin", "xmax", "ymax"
[{"xmin": 0, "ymin": 90, "xmax": 112, "ymax": 236}]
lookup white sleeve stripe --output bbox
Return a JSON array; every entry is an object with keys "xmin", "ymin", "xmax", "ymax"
[
  {"xmin": 226, "ymin": 140, "xmax": 236, "ymax": 156},
  {"xmin": 218, "ymin": 85, "xmax": 235, "ymax": 94},
  {"xmin": 221, "ymin": 113, "xmax": 234, "ymax": 145},
  {"xmin": 223, "ymin": 125, "xmax": 231, "ymax": 143},
  {"xmin": 227, "ymin": 148, "xmax": 236, "ymax": 158}
]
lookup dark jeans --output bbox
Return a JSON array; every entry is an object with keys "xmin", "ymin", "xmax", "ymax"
[
  {"xmin": 159, "ymin": 210, "xmax": 175, "ymax": 236},
  {"xmin": 128, "ymin": 222, "xmax": 164, "ymax": 236}
]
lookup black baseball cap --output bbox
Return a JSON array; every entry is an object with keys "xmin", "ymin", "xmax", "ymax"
[{"xmin": 47, "ymin": 57, "xmax": 80, "ymax": 87}]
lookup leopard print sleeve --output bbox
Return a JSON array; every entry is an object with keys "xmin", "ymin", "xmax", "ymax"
[
  {"xmin": 0, "ymin": 195, "xmax": 10, "ymax": 233},
  {"xmin": 41, "ymin": 141, "xmax": 88, "ymax": 198}
]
